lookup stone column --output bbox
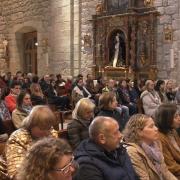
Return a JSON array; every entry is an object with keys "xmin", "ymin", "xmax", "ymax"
[
  {"xmin": 71, "ymin": 0, "xmax": 81, "ymax": 76},
  {"xmin": 49, "ymin": 0, "xmax": 71, "ymax": 77}
]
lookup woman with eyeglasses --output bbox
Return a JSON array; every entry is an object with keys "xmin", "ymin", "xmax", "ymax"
[
  {"xmin": 155, "ymin": 103, "xmax": 180, "ymax": 179},
  {"xmin": 5, "ymin": 105, "xmax": 58, "ymax": 179},
  {"xmin": 123, "ymin": 114, "xmax": 177, "ymax": 180},
  {"xmin": 17, "ymin": 138, "xmax": 77, "ymax": 180}
]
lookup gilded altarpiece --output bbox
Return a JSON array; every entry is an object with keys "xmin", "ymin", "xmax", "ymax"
[{"xmin": 93, "ymin": 0, "xmax": 159, "ymax": 80}]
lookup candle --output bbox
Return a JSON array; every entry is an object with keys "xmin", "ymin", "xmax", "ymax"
[
  {"xmin": 178, "ymin": 51, "xmax": 180, "ymax": 69},
  {"xmin": 170, "ymin": 49, "xmax": 174, "ymax": 68},
  {"xmin": 45, "ymin": 52, "xmax": 49, "ymax": 67}
]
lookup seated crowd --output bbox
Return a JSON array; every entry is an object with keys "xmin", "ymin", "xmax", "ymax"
[{"xmin": 0, "ymin": 71, "xmax": 179, "ymax": 180}]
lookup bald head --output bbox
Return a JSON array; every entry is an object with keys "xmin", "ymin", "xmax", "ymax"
[
  {"xmin": 89, "ymin": 116, "xmax": 118, "ymax": 141},
  {"xmin": 108, "ymin": 79, "xmax": 115, "ymax": 88},
  {"xmin": 145, "ymin": 79, "xmax": 154, "ymax": 90}
]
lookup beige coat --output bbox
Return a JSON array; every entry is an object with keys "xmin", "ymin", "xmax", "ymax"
[
  {"xmin": 127, "ymin": 142, "xmax": 177, "ymax": 180},
  {"xmin": 140, "ymin": 90, "xmax": 161, "ymax": 118},
  {"xmin": 158, "ymin": 130, "xmax": 180, "ymax": 179},
  {"xmin": 12, "ymin": 109, "xmax": 28, "ymax": 129}
]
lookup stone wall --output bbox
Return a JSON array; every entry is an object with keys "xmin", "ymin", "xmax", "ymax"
[
  {"xmin": 0, "ymin": 0, "xmax": 107, "ymax": 78},
  {"xmin": 155, "ymin": 0, "xmax": 180, "ymax": 82},
  {"xmin": 0, "ymin": 0, "xmax": 51, "ymax": 76},
  {"xmin": 0, "ymin": 0, "xmax": 90, "ymax": 77}
]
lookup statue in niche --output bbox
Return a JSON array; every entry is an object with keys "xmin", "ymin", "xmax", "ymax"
[
  {"xmin": 109, "ymin": 31, "xmax": 126, "ymax": 67},
  {"xmin": 83, "ymin": 34, "xmax": 92, "ymax": 48},
  {"xmin": 0, "ymin": 39, "xmax": 9, "ymax": 59},
  {"xmin": 96, "ymin": 3, "xmax": 103, "ymax": 15},
  {"xmin": 113, "ymin": 33, "xmax": 120, "ymax": 67},
  {"xmin": 144, "ymin": 0, "xmax": 154, "ymax": 7}
]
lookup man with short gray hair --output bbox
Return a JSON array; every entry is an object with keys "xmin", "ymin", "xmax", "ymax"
[{"xmin": 73, "ymin": 116, "xmax": 138, "ymax": 180}]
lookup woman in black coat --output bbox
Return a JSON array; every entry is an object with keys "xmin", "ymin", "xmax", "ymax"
[
  {"xmin": 30, "ymin": 83, "xmax": 46, "ymax": 106},
  {"xmin": 67, "ymin": 98, "xmax": 95, "ymax": 149}
]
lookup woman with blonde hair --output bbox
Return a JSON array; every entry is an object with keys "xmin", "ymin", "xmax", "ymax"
[
  {"xmin": 30, "ymin": 83, "xmax": 46, "ymax": 106},
  {"xmin": 123, "ymin": 114, "xmax": 177, "ymax": 180},
  {"xmin": 5, "ymin": 105, "xmax": 57, "ymax": 179},
  {"xmin": 17, "ymin": 138, "xmax": 77, "ymax": 180},
  {"xmin": 67, "ymin": 98, "xmax": 95, "ymax": 149}
]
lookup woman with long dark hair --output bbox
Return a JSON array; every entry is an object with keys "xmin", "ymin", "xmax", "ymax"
[
  {"xmin": 12, "ymin": 91, "xmax": 32, "ymax": 129},
  {"xmin": 155, "ymin": 103, "xmax": 180, "ymax": 178}
]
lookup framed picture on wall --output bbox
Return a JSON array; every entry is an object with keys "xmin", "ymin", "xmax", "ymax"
[
  {"xmin": 164, "ymin": 25, "xmax": 173, "ymax": 42},
  {"xmin": 106, "ymin": 0, "xmax": 128, "ymax": 12}
]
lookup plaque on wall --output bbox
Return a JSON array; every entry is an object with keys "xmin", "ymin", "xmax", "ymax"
[{"xmin": 107, "ymin": 0, "xmax": 129, "ymax": 12}]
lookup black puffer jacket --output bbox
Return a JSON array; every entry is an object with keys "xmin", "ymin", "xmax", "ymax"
[{"xmin": 67, "ymin": 119, "xmax": 90, "ymax": 149}]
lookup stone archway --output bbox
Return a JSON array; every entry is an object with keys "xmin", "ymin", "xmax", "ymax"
[{"xmin": 9, "ymin": 21, "xmax": 47, "ymax": 75}]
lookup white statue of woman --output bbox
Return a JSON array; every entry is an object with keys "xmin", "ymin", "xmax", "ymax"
[{"xmin": 113, "ymin": 33, "xmax": 120, "ymax": 67}]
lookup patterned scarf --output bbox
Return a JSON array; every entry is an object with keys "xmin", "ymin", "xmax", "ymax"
[
  {"xmin": 22, "ymin": 105, "xmax": 32, "ymax": 114},
  {"xmin": 141, "ymin": 142, "xmax": 164, "ymax": 180}
]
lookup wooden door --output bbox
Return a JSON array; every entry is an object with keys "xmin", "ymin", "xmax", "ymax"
[{"xmin": 24, "ymin": 31, "xmax": 37, "ymax": 74}]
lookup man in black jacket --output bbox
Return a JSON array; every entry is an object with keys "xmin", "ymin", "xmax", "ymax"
[{"xmin": 73, "ymin": 116, "xmax": 139, "ymax": 180}]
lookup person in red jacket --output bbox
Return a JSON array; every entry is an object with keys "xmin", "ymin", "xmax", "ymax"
[{"xmin": 5, "ymin": 81, "xmax": 21, "ymax": 113}]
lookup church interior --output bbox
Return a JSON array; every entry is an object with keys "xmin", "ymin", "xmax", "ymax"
[
  {"xmin": 0, "ymin": 0, "xmax": 180, "ymax": 81},
  {"xmin": 0, "ymin": 0, "xmax": 180, "ymax": 180}
]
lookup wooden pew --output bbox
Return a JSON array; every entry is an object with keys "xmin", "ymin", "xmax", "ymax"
[
  {"xmin": 2, "ymin": 120, "xmax": 15, "ymax": 135},
  {"xmin": 56, "ymin": 110, "xmax": 72, "ymax": 140}
]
